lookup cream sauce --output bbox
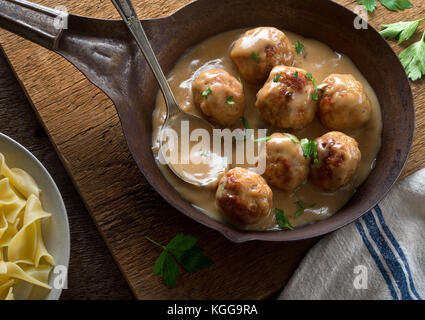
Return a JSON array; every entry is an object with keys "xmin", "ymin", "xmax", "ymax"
[{"xmin": 152, "ymin": 28, "xmax": 382, "ymax": 231}]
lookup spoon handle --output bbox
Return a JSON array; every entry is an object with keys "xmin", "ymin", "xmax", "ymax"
[{"xmin": 111, "ymin": 0, "xmax": 180, "ymax": 114}]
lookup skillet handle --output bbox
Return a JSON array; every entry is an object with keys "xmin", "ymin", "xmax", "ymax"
[{"xmin": 0, "ymin": 0, "xmax": 67, "ymax": 50}]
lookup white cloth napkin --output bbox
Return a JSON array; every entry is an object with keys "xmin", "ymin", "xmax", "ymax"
[{"xmin": 279, "ymin": 168, "xmax": 425, "ymax": 300}]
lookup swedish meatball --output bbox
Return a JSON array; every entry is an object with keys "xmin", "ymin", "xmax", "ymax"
[
  {"xmin": 192, "ymin": 68, "xmax": 245, "ymax": 126},
  {"xmin": 231, "ymin": 27, "xmax": 295, "ymax": 84},
  {"xmin": 319, "ymin": 74, "xmax": 371, "ymax": 130},
  {"xmin": 256, "ymin": 66, "xmax": 318, "ymax": 130},
  {"xmin": 265, "ymin": 133, "xmax": 310, "ymax": 191},
  {"xmin": 216, "ymin": 167, "xmax": 273, "ymax": 225},
  {"xmin": 310, "ymin": 131, "xmax": 361, "ymax": 192}
]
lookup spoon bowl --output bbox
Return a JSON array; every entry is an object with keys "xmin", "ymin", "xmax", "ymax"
[{"xmin": 112, "ymin": 0, "xmax": 222, "ymax": 187}]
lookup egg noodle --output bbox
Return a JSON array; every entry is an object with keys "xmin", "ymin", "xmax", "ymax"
[{"xmin": 0, "ymin": 153, "xmax": 54, "ymax": 300}]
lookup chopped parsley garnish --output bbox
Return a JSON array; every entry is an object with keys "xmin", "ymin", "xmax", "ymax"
[
  {"xmin": 300, "ymin": 138, "xmax": 319, "ymax": 163},
  {"xmin": 202, "ymin": 87, "xmax": 212, "ymax": 98},
  {"xmin": 275, "ymin": 208, "xmax": 294, "ymax": 230},
  {"xmin": 316, "ymin": 83, "xmax": 328, "ymax": 90},
  {"xmin": 356, "ymin": 0, "xmax": 413, "ymax": 12},
  {"xmin": 251, "ymin": 51, "xmax": 261, "ymax": 63},
  {"xmin": 399, "ymin": 30, "xmax": 425, "ymax": 81},
  {"xmin": 147, "ymin": 234, "xmax": 214, "ymax": 288},
  {"xmin": 294, "ymin": 201, "xmax": 316, "ymax": 218},
  {"xmin": 242, "ymin": 117, "xmax": 250, "ymax": 129},
  {"xmin": 238, "ymin": 117, "xmax": 254, "ymax": 141},
  {"xmin": 295, "ymin": 40, "xmax": 305, "ymax": 55},
  {"xmin": 254, "ymin": 136, "xmax": 271, "ymax": 142},
  {"xmin": 380, "ymin": 18, "xmax": 425, "ymax": 44},
  {"xmin": 226, "ymin": 96, "xmax": 235, "ymax": 105},
  {"xmin": 284, "ymin": 133, "xmax": 300, "ymax": 144},
  {"xmin": 305, "ymin": 73, "xmax": 326, "ymax": 100},
  {"xmin": 294, "ymin": 71, "xmax": 299, "ymax": 78},
  {"xmin": 273, "ymin": 73, "xmax": 281, "ymax": 82},
  {"xmin": 238, "ymin": 76, "xmax": 243, "ymax": 84}
]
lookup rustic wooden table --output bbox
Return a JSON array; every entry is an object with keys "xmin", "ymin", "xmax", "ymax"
[
  {"xmin": 0, "ymin": 49, "xmax": 133, "ymax": 299},
  {"xmin": 0, "ymin": 0, "xmax": 423, "ymax": 300}
]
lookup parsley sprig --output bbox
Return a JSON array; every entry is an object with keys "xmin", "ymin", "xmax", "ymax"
[
  {"xmin": 147, "ymin": 234, "xmax": 214, "ymax": 288},
  {"xmin": 380, "ymin": 16, "xmax": 425, "ymax": 81},
  {"xmin": 380, "ymin": 18, "xmax": 425, "ymax": 44},
  {"xmin": 399, "ymin": 30, "xmax": 425, "ymax": 81},
  {"xmin": 356, "ymin": 0, "xmax": 413, "ymax": 12}
]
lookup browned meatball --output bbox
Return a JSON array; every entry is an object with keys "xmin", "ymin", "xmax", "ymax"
[
  {"xmin": 265, "ymin": 133, "xmax": 310, "ymax": 191},
  {"xmin": 192, "ymin": 68, "xmax": 245, "ymax": 126},
  {"xmin": 256, "ymin": 66, "xmax": 318, "ymax": 130},
  {"xmin": 310, "ymin": 132, "xmax": 361, "ymax": 192},
  {"xmin": 230, "ymin": 27, "xmax": 295, "ymax": 84},
  {"xmin": 216, "ymin": 167, "xmax": 273, "ymax": 225},
  {"xmin": 319, "ymin": 74, "xmax": 371, "ymax": 130}
]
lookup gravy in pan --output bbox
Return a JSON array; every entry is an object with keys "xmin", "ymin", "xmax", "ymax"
[{"xmin": 152, "ymin": 28, "xmax": 382, "ymax": 231}]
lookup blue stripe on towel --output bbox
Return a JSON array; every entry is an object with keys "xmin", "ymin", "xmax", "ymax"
[
  {"xmin": 355, "ymin": 218, "xmax": 399, "ymax": 299},
  {"xmin": 362, "ymin": 211, "xmax": 413, "ymax": 300},
  {"xmin": 374, "ymin": 205, "xmax": 422, "ymax": 300}
]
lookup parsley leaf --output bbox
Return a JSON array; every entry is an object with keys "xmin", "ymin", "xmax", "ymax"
[
  {"xmin": 399, "ymin": 30, "xmax": 425, "ymax": 81},
  {"xmin": 254, "ymin": 136, "xmax": 271, "ymax": 142},
  {"xmin": 273, "ymin": 73, "xmax": 281, "ymax": 82},
  {"xmin": 284, "ymin": 133, "xmax": 300, "ymax": 144},
  {"xmin": 242, "ymin": 117, "xmax": 250, "ymax": 129},
  {"xmin": 300, "ymin": 138, "xmax": 319, "ymax": 163},
  {"xmin": 356, "ymin": 0, "xmax": 412, "ymax": 12},
  {"xmin": 237, "ymin": 117, "xmax": 253, "ymax": 141},
  {"xmin": 251, "ymin": 51, "xmax": 261, "ymax": 63},
  {"xmin": 147, "ymin": 234, "xmax": 214, "ymax": 288},
  {"xmin": 294, "ymin": 201, "xmax": 316, "ymax": 219},
  {"xmin": 202, "ymin": 87, "xmax": 212, "ymax": 98},
  {"xmin": 380, "ymin": 18, "xmax": 425, "ymax": 44},
  {"xmin": 227, "ymin": 96, "xmax": 236, "ymax": 105},
  {"xmin": 356, "ymin": 0, "xmax": 378, "ymax": 12},
  {"xmin": 275, "ymin": 208, "xmax": 294, "ymax": 230},
  {"xmin": 294, "ymin": 71, "xmax": 299, "ymax": 78},
  {"xmin": 295, "ymin": 40, "xmax": 305, "ymax": 55},
  {"xmin": 316, "ymin": 83, "xmax": 328, "ymax": 90},
  {"xmin": 379, "ymin": 0, "xmax": 413, "ymax": 12},
  {"xmin": 304, "ymin": 73, "xmax": 326, "ymax": 101}
]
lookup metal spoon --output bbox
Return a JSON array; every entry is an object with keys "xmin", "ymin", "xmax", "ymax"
[{"xmin": 111, "ymin": 0, "xmax": 225, "ymax": 187}]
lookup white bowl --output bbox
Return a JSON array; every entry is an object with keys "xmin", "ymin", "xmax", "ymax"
[{"xmin": 0, "ymin": 132, "xmax": 70, "ymax": 300}]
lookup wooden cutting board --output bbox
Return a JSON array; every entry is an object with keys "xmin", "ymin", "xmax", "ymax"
[{"xmin": 0, "ymin": 0, "xmax": 424, "ymax": 299}]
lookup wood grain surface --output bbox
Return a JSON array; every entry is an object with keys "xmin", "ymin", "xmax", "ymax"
[
  {"xmin": 0, "ymin": 0, "xmax": 423, "ymax": 299},
  {"xmin": 0, "ymin": 49, "xmax": 133, "ymax": 299}
]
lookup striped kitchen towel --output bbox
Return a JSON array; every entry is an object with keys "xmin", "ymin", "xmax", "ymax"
[{"xmin": 279, "ymin": 168, "xmax": 425, "ymax": 300}]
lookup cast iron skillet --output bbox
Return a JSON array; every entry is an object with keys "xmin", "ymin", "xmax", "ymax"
[{"xmin": 0, "ymin": 0, "xmax": 415, "ymax": 242}]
